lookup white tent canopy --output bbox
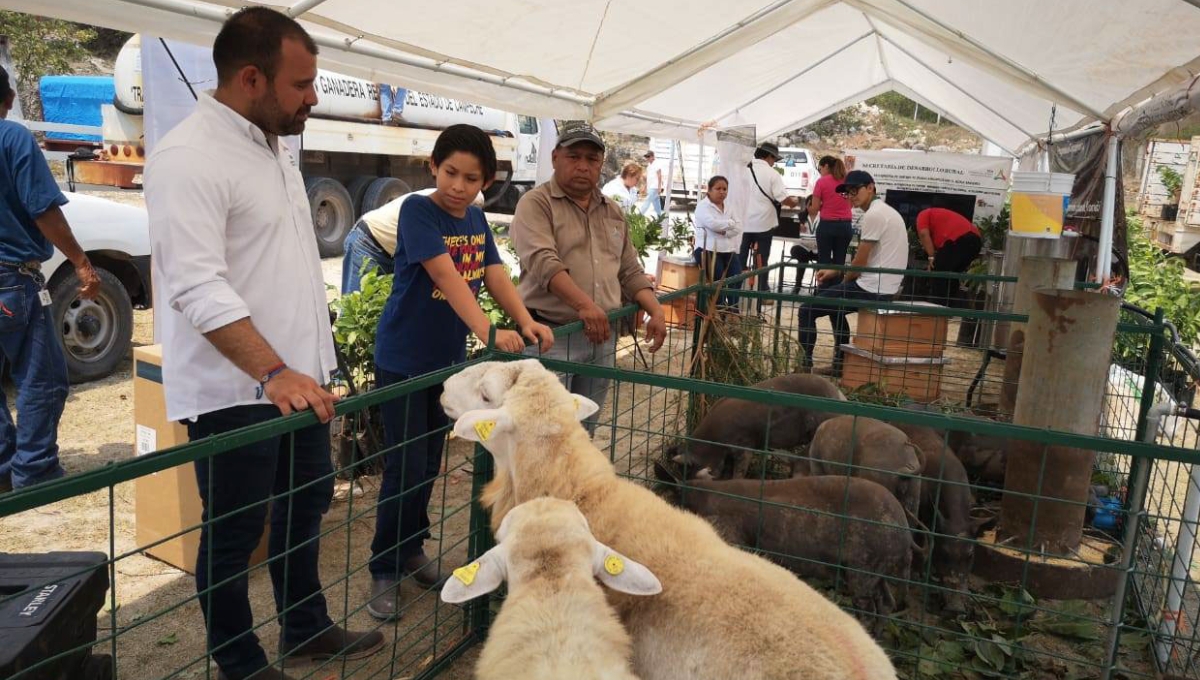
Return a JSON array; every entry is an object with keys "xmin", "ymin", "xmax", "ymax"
[{"xmin": 10, "ymin": 0, "xmax": 1200, "ymax": 152}]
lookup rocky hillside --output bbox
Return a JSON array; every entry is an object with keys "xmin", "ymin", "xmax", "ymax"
[{"xmin": 776, "ymin": 97, "xmax": 983, "ymax": 155}]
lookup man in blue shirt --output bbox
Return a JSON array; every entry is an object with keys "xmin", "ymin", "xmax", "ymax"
[{"xmin": 0, "ymin": 65, "xmax": 99, "ymax": 491}]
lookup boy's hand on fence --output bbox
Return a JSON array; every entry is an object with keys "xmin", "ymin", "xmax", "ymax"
[
  {"xmin": 644, "ymin": 312, "xmax": 667, "ymax": 352},
  {"xmin": 578, "ymin": 301, "xmax": 612, "ymax": 344},
  {"xmin": 519, "ymin": 322, "xmax": 555, "ymax": 352},
  {"xmin": 493, "ymin": 329, "xmax": 527, "ymax": 353},
  {"xmin": 264, "ymin": 369, "xmax": 339, "ymax": 423},
  {"xmin": 815, "ymin": 269, "xmax": 836, "ymax": 283}
]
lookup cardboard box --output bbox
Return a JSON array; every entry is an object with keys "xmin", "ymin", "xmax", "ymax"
[
  {"xmin": 133, "ymin": 345, "xmax": 269, "ymax": 574},
  {"xmin": 656, "ymin": 255, "xmax": 700, "ymax": 330},
  {"xmin": 839, "ymin": 343, "xmax": 948, "ymax": 402},
  {"xmin": 854, "ymin": 302, "xmax": 949, "ymax": 358}
]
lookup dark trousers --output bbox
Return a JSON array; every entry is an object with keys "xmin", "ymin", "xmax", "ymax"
[
  {"xmin": 929, "ymin": 232, "xmax": 983, "ymax": 306},
  {"xmin": 370, "ymin": 367, "xmax": 447, "ymax": 579},
  {"xmin": 815, "ymin": 219, "xmax": 853, "ymax": 289},
  {"xmin": 798, "ymin": 280, "xmax": 891, "ymax": 364},
  {"xmin": 693, "ymin": 247, "xmax": 742, "ymax": 307},
  {"xmin": 739, "ymin": 231, "xmax": 775, "ymax": 303},
  {"xmin": 189, "ymin": 406, "xmax": 335, "ymax": 679},
  {"xmin": 0, "ymin": 268, "xmax": 68, "ymax": 489}
]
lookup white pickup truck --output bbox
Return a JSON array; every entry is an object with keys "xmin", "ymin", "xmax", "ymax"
[
  {"xmin": 775, "ymin": 146, "xmax": 819, "ymax": 198},
  {"xmin": 44, "ymin": 192, "xmax": 151, "ymax": 383}
]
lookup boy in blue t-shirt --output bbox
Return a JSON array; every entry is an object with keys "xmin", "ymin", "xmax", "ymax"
[{"xmin": 367, "ymin": 125, "xmax": 553, "ymax": 620}]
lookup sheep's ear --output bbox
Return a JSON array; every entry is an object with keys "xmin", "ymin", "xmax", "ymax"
[
  {"xmin": 440, "ymin": 545, "xmax": 508, "ymax": 604},
  {"xmin": 453, "ymin": 408, "xmax": 513, "ymax": 445},
  {"xmin": 592, "ymin": 543, "xmax": 662, "ymax": 596},
  {"xmin": 572, "ymin": 394, "xmax": 600, "ymax": 421}
]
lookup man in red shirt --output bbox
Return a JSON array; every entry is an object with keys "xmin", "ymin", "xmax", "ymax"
[{"xmin": 915, "ymin": 207, "xmax": 983, "ymax": 306}]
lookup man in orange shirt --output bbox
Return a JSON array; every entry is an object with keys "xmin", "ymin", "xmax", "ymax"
[{"xmin": 915, "ymin": 207, "xmax": 983, "ymax": 306}]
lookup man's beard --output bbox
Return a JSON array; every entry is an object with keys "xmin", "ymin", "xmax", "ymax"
[{"xmin": 251, "ymin": 87, "xmax": 309, "ymax": 137}]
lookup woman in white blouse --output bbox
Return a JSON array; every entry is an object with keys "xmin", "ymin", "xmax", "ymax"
[
  {"xmin": 601, "ymin": 162, "xmax": 643, "ymax": 210},
  {"xmin": 693, "ymin": 175, "xmax": 742, "ymax": 306}
]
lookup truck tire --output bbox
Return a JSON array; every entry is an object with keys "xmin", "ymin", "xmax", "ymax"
[
  {"xmin": 50, "ymin": 267, "xmax": 134, "ymax": 384},
  {"xmin": 305, "ymin": 176, "xmax": 355, "ymax": 258},
  {"xmin": 346, "ymin": 175, "xmax": 377, "ymax": 219},
  {"xmin": 361, "ymin": 177, "xmax": 410, "ymax": 214}
]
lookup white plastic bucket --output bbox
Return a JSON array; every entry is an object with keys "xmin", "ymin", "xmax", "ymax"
[{"xmin": 1010, "ymin": 172, "xmax": 1074, "ymax": 238}]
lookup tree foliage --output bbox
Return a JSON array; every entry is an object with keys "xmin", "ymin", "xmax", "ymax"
[{"xmin": 0, "ymin": 11, "xmax": 96, "ymax": 119}]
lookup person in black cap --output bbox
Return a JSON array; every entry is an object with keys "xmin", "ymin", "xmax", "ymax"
[
  {"xmin": 797, "ymin": 169, "xmax": 908, "ymax": 376},
  {"xmin": 742, "ymin": 141, "xmax": 800, "ymax": 308},
  {"xmin": 511, "ymin": 121, "xmax": 667, "ymax": 434}
]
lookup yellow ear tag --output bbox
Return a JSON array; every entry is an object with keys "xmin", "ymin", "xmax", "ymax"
[
  {"xmin": 473, "ymin": 420, "xmax": 496, "ymax": 442},
  {"xmin": 453, "ymin": 562, "xmax": 481, "ymax": 586},
  {"xmin": 604, "ymin": 555, "xmax": 625, "ymax": 576}
]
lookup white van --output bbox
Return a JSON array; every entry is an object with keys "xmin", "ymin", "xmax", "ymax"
[{"xmin": 775, "ymin": 147, "xmax": 819, "ymax": 197}]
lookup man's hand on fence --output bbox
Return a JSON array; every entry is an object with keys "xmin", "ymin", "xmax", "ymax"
[
  {"xmin": 644, "ymin": 311, "xmax": 667, "ymax": 352},
  {"xmin": 578, "ymin": 301, "xmax": 612, "ymax": 344},
  {"xmin": 265, "ymin": 369, "xmax": 339, "ymax": 423},
  {"xmin": 519, "ymin": 321, "xmax": 555, "ymax": 352}
]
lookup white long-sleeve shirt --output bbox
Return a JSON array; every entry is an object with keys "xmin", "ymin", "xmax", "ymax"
[
  {"xmin": 145, "ymin": 92, "xmax": 338, "ymax": 422},
  {"xmin": 601, "ymin": 177, "xmax": 638, "ymax": 210},
  {"xmin": 693, "ymin": 197, "xmax": 740, "ymax": 253},
  {"xmin": 743, "ymin": 157, "xmax": 789, "ymax": 234}
]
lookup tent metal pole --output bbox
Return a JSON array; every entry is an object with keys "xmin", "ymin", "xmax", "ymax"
[
  {"xmin": 849, "ymin": 0, "xmax": 1105, "ymax": 119},
  {"xmin": 592, "ymin": 0, "xmax": 836, "ymax": 118},
  {"xmin": 1096, "ymin": 133, "xmax": 1119, "ymax": 281},
  {"xmin": 878, "ymin": 33, "xmax": 1039, "ymax": 142},
  {"xmin": 287, "ymin": 0, "xmax": 331, "ymax": 17},
  {"xmin": 112, "ymin": 0, "xmax": 595, "ymax": 108},
  {"xmin": 711, "ymin": 30, "xmax": 874, "ymax": 123}
]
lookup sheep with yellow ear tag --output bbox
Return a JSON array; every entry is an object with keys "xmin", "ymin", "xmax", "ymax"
[{"xmin": 441, "ymin": 497, "xmax": 660, "ymax": 680}]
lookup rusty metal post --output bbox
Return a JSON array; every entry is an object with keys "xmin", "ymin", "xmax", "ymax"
[
  {"xmin": 999, "ymin": 256, "xmax": 1076, "ymax": 415},
  {"xmin": 998, "ymin": 289, "xmax": 1120, "ymax": 554}
]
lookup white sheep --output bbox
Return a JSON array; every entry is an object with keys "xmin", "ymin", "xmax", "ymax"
[
  {"xmin": 441, "ymin": 359, "xmax": 898, "ymax": 680},
  {"xmin": 441, "ymin": 496, "xmax": 662, "ymax": 680}
]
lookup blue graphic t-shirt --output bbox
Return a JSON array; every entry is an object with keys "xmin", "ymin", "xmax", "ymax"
[{"xmin": 374, "ymin": 194, "xmax": 502, "ymax": 376}]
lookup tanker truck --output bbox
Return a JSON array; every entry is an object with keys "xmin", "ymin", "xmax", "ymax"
[{"xmin": 83, "ymin": 35, "xmax": 548, "ymax": 256}]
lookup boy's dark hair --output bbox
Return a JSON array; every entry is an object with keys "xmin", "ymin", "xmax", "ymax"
[
  {"xmin": 431, "ymin": 124, "xmax": 498, "ymax": 183},
  {"xmin": 213, "ymin": 7, "xmax": 318, "ymax": 85},
  {"xmin": 707, "ymin": 175, "xmax": 728, "ymax": 189},
  {"xmin": 0, "ymin": 66, "xmax": 12, "ymax": 105}
]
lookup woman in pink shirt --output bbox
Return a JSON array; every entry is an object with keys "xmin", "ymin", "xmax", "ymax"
[{"xmin": 807, "ymin": 156, "xmax": 854, "ymax": 288}]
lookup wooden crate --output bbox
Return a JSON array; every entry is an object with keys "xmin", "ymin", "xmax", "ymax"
[
  {"xmin": 656, "ymin": 255, "xmax": 700, "ymax": 330},
  {"xmin": 839, "ymin": 343, "xmax": 948, "ymax": 402},
  {"xmin": 855, "ymin": 301, "xmax": 949, "ymax": 358}
]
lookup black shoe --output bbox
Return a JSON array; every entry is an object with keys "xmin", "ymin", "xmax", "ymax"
[
  {"xmin": 0, "ymin": 476, "xmax": 11, "ymax": 494},
  {"xmin": 280, "ymin": 625, "xmax": 385, "ymax": 662},
  {"xmin": 366, "ymin": 578, "xmax": 402, "ymax": 621},
  {"xmin": 403, "ymin": 553, "xmax": 447, "ymax": 588}
]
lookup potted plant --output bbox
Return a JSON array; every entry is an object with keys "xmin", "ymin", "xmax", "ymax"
[{"xmin": 1158, "ymin": 166, "xmax": 1183, "ymax": 221}]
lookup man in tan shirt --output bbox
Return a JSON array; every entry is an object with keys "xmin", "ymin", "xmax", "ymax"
[{"xmin": 512, "ymin": 121, "xmax": 666, "ymax": 431}]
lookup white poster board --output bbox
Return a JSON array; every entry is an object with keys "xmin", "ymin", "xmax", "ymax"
[{"xmin": 846, "ymin": 150, "xmax": 1013, "ymax": 223}]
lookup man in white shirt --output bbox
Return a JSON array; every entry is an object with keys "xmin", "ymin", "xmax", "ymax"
[
  {"xmin": 741, "ymin": 142, "xmax": 800, "ymax": 309},
  {"xmin": 639, "ymin": 150, "xmax": 666, "ymax": 217},
  {"xmin": 144, "ymin": 8, "xmax": 382, "ymax": 679},
  {"xmin": 797, "ymin": 170, "xmax": 908, "ymax": 376}
]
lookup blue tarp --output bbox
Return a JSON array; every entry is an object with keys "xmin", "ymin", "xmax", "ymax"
[{"xmin": 38, "ymin": 75, "xmax": 114, "ymax": 142}]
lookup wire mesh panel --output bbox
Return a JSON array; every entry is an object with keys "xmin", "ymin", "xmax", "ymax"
[{"xmin": 0, "ymin": 366, "xmax": 488, "ymax": 680}]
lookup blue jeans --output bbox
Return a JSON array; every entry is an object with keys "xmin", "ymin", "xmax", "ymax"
[
  {"xmin": 341, "ymin": 222, "xmax": 394, "ymax": 294},
  {"xmin": 640, "ymin": 187, "xmax": 662, "ymax": 217},
  {"xmin": 370, "ymin": 367, "xmax": 447, "ymax": 579},
  {"xmin": 0, "ymin": 268, "xmax": 68, "ymax": 489},
  {"xmin": 693, "ymin": 247, "xmax": 742, "ymax": 307},
  {"xmin": 188, "ymin": 406, "xmax": 335, "ymax": 679},
  {"xmin": 797, "ymin": 280, "xmax": 891, "ymax": 365},
  {"xmin": 379, "ymin": 84, "xmax": 406, "ymax": 122}
]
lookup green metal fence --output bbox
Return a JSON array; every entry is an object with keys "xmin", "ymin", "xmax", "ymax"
[{"xmin": 1, "ymin": 260, "xmax": 1197, "ymax": 679}]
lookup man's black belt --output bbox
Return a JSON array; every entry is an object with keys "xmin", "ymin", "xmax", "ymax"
[{"xmin": 354, "ymin": 221, "xmax": 388, "ymax": 255}]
